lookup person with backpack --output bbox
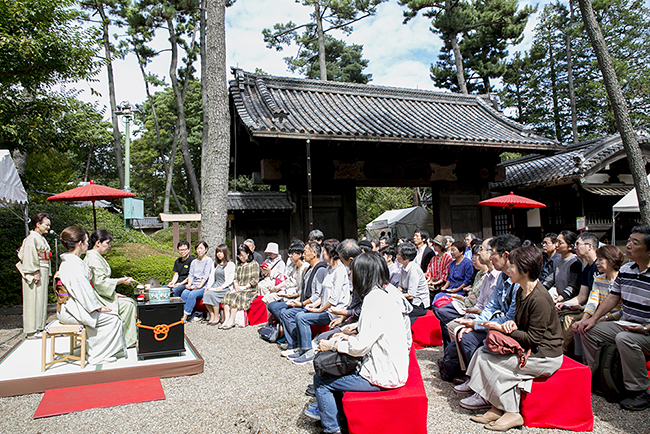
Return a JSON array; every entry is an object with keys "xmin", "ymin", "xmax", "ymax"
[{"xmin": 579, "ymin": 225, "xmax": 650, "ymax": 411}]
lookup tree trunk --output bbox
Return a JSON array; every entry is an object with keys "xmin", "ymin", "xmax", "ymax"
[
  {"xmin": 167, "ymin": 17, "xmax": 202, "ymax": 211},
  {"xmin": 202, "ymin": 0, "xmax": 231, "ymax": 250},
  {"xmin": 566, "ymin": 0, "xmax": 579, "ymax": 143},
  {"xmin": 134, "ymin": 50, "xmax": 184, "ymax": 216},
  {"xmin": 314, "ymin": 2, "xmax": 327, "ymax": 81},
  {"xmin": 577, "ymin": 0, "xmax": 650, "ymax": 225},
  {"xmin": 99, "ymin": 5, "xmax": 125, "ymax": 189},
  {"xmin": 446, "ymin": 0, "xmax": 467, "ymax": 94},
  {"xmin": 548, "ymin": 37, "xmax": 562, "ymax": 142}
]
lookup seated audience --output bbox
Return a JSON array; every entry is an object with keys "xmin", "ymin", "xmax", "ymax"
[
  {"xmin": 177, "ymin": 241, "xmax": 213, "ymax": 321},
  {"xmin": 304, "ymin": 253, "xmax": 412, "ymax": 432},
  {"xmin": 203, "ymin": 244, "xmax": 235, "ymax": 325},
  {"xmin": 413, "ymin": 228, "xmax": 434, "ymax": 273},
  {"xmin": 460, "ymin": 245, "xmax": 563, "ymax": 431},
  {"xmin": 579, "ymin": 225, "xmax": 650, "ymax": 411},
  {"xmin": 397, "ymin": 242, "xmax": 430, "ymax": 324},
  {"xmin": 220, "ymin": 244, "xmax": 260, "ymax": 329},
  {"xmin": 572, "ymin": 245, "xmax": 624, "ymax": 361},
  {"xmin": 539, "ymin": 233, "xmax": 559, "ymax": 289},
  {"xmin": 464, "ymin": 233, "xmax": 476, "ymax": 259},
  {"xmin": 290, "ymin": 239, "xmax": 351, "ymax": 365},
  {"xmin": 167, "ymin": 241, "xmax": 195, "ymax": 290},
  {"xmin": 425, "ymin": 235, "xmax": 453, "ymax": 294},
  {"xmin": 555, "ymin": 231, "xmax": 599, "ymax": 353},
  {"xmin": 84, "ymin": 229, "xmax": 137, "ymax": 348},
  {"xmin": 380, "ymin": 245, "xmax": 401, "ymax": 287},
  {"xmin": 432, "ymin": 242, "xmax": 493, "ymax": 347},
  {"xmin": 57, "ymin": 226, "xmax": 126, "ymax": 365},
  {"xmin": 273, "ymin": 242, "xmax": 328, "ymax": 355},
  {"xmin": 548, "ymin": 230, "xmax": 582, "ymax": 302},
  {"xmin": 438, "ymin": 234, "xmax": 520, "ymax": 382},
  {"xmin": 257, "ymin": 242, "xmax": 286, "ymax": 295},
  {"xmin": 262, "ymin": 240, "xmax": 308, "ymax": 305},
  {"xmin": 433, "ymin": 241, "xmax": 473, "ymax": 303}
]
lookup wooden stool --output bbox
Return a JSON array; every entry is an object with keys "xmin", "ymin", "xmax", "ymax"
[{"xmin": 41, "ymin": 320, "xmax": 87, "ymax": 372}]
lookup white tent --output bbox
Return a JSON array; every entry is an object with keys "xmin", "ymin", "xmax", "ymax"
[
  {"xmin": 611, "ymin": 174, "xmax": 650, "ymax": 244},
  {"xmin": 0, "ymin": 150, "xmax": 29, "ymax": 234},
  {"xmin": 365, "ymin": 206, "xmax": 434, "ymax": 241}
]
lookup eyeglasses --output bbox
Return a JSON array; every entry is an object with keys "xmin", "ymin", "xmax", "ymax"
[
  {"xmin": 575, "ymin": 241, "xmax": 591, "ymax": 247},
  {"xmin": 489, "ymin": 251, "xmax": 501, "ymax": 257}
]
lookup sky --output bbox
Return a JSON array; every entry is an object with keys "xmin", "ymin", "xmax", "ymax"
[{"xmin": 75, "ymin": 0, "xmax": 548, "ymax": 119}]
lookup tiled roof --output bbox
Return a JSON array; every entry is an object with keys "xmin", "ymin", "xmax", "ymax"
[
  {"xmin": 227, "ymin": 192, "xmax": 294, "ymax": 212},
  {"xmin": 229, "ymin": 69, "xmax": 559, "ymax": 151},
  {"xmin": 490, "ymin": 133, "xmax": 650, "ymax": 190}
]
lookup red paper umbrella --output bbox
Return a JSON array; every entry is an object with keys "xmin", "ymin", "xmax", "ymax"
[
  {"xmin": 478, "ymin": 192, "xmax": 546, "ymax": 209},
  {"xmin": 47, "ymin": 180, "xmax": 136, "ymax": 229}
]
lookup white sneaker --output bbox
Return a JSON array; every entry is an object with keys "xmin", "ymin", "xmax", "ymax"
[
  {"xmin": 459, "ymin": 392, "xmax": 491, "ymax": 410},
  {"xmin": 453, "ymin": 378, "xmax": 472, "ymax": 394},
  {"xmin": 281, "ymin": 348, "xmax": 297, "ymax": 358}
]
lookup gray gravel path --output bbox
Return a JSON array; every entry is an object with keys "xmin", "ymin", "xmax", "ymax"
[{"xmin": 0, "ymin": 315, "xmax": 648, "ymax": 434}]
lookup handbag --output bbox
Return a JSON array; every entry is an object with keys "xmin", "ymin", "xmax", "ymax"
[
  {"xmin": 313, "ymin": 349, "xmax": 362, "ymax": 377},
  {"xmin": 258, "ymin": 323, "xmax": 281, "ymax": 342},
  {"xmin": 485, "ymin": 329, "xmax": 531, "ymax": 370}
]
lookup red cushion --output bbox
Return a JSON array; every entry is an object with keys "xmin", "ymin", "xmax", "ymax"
[
  {"xmin": 311, "ymin": 324, "xmax": 330, "ymax": 336},
  {"xmin": 194, "ymin": 298, "xmax": 207, "ymax": 313},
  {"xmin": 246, "ymin": 296, "xmax": 267, "ymax": 326},
  {"xmin": 342, "ymin": 347, "xmax": 428, "ymax": 434},
  {"xmin": 411, "ymin": 310, "xmax": 443, "ymax": 349},
  {"xmin": 520, "ymin": 356, "xmax": 593, "ymax": 431}
]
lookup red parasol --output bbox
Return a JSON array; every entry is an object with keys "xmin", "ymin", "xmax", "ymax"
[
  {"xmin": 47, "ymin": 180, "xmax": 136, "ymax": 230},
  {"xmin": 478, "ymin": 192, "xmax": 545, "ymax": 209}
]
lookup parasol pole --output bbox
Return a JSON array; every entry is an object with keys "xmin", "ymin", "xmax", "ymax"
[{"xmin": 92, "ymin": 199, "xmax": 97, "ymax": 231}]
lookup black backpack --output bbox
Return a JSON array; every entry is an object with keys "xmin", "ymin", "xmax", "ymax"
[{"xmin": 592, "ymin": 342, "xmax": 625, "ymax": 403}]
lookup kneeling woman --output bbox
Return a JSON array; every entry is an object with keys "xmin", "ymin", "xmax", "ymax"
[
  {"xmin": 465, "ymin": 245, "xmax": 563, "ymax": 431},
  {"xmin": 312, "ymin": 253, "xmax": 412, "ymax": 434},
  {"xmin": 57, "ymin": 226, "xmax": 127, "ymax": 365},
  {"xmin": 84, "ymin": 229, "xmax": 137, "ymax": 348}
]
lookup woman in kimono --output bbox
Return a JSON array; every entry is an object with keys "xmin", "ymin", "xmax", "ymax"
[
  {"xmin": 463, "ymin": 246, "xmax": 563, "ymax": 431},
  {"xmin": 57, "ymin": 226, "xmax": 127, "ymax": 365},
  {"xmin": 84, "ymin": 229, "xmax": 137, "ymax": 348},
  {"xmin": 16, "ymin": 213, "xmax": 53, "ymax": 338}
]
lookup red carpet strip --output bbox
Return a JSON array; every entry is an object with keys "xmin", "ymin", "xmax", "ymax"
[{"xmin": 33, "ymin": 376, "xmax": 165, "ymax": 418}]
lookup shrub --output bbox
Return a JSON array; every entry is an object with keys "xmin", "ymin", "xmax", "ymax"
[{"xmin": 1, "ymin": 203, "xmax": 176, "ymax": 306}]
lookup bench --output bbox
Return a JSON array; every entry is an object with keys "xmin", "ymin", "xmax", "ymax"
[
  {"xmin": 342, "ymin": 347, "xmax": 428, "ymax": 434},
  {"xmin": 520, "ymin": 355, "xmax": 593, "ymax": 431},
  {"xmin": 411, "ymin": 310, "xmax": 443, "ymax": 349}
]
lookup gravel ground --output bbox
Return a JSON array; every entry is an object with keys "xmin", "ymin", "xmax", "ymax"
[{"xmin": 0, "ymin": 313, "xmax": 649, "ymax": 434}]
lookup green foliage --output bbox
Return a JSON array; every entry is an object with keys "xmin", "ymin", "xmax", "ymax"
[
  {"xmin": 262, "ymin": 0, "xmax": 384, "ymax": 82},
  {"xmin": 107, "ymin": 245, "xmax": 176, "ymax": 298},
  {"xmin": 0, "ymin": 0, "xmax": 99, "ymax": 89},
  {"xmin": 131, "ymin": 79, "xmax": 204, "ymax": 214},
  {"xmin": 229, "ymin": 175, "xmax": 271, "ymax": 192},
  {"xmin": 0, "ymin": 203, "xmax": 174, "ymax": 306},
  {"xmin": 402, "ymin": 0, "xmax": 534, "ymax": 93},
  {"xmin": 356, "ymin": 187, "xmax": 414, "ymax": 235},
  {"xmin": 500, "ymin": 0, "xmax": 650, "ymax": 142},
  {"xmin": 287, "ymin": 34, "xmax": 372, "ymax": 83}
]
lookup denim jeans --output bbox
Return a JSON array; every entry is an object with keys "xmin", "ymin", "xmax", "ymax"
[
  {"xmin": 267, "ymin": 300, "xmax": 288, "ymax": 323},
  {"xmin": 295, "ymin": 311, "xmax": 331, "ymax": 351},
  {"xmin": 279, "ymin": 307, "xmax": 305, "ymax": 350},
  {"xmin": 172, "ymin": 284, "xmax": 188, "ymax": 298},
  {"xmin": 180, "ymin": 286, "xmax": 206, "ymax": 315},
  {"xmin": 433, "ymin": 302, "xmax": 463, "ymax": 348},
  {"xmin": 314, "ymin": 371, "xmax": 381, "ymax": 433}
]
